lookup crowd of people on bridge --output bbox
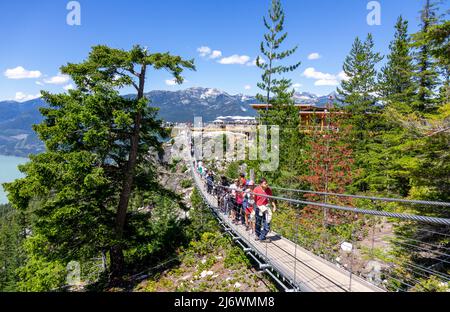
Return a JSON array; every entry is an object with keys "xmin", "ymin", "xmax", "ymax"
[{"xmin": 194, "ymin": 160, "xmax": 277, "ymax": 243}]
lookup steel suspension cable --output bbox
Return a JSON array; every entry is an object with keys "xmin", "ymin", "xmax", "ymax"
[
  {"xmin": 214, "ymin": 184, "xmax": 450, "ymax": 226},
  {"xmin": 271, "ymin": 186, "xmax": 450, "ymax": 207}
]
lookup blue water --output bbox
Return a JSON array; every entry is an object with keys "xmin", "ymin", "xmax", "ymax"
[{"xmin": 0, "ymin": 155, "xmax": 28, "ymax": 204}]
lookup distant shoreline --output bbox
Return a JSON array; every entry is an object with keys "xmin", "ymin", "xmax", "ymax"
[{"xmin": 0, "ymin": 155, "xmax": 29, "ymax": 205}]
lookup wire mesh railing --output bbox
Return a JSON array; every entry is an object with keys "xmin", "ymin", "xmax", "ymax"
[
  {"xmin": 270, "ymin": 186, "xmax": 450, "ymax": 292},
  {"xmin": 191, "ymin": 168, "xmax": 450, "ymax": 292},
  {"xmin": 271, "ymin": 186, "xmax": 450, "ymax": 207},
  {"xmin": 184, "ymin": 125, "xmax": 450, "ymax": 292}
]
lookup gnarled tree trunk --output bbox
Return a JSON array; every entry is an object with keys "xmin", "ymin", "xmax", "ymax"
[{"xmin": 110, "ymin": 66, "xmax": 146, "ymax": 281}]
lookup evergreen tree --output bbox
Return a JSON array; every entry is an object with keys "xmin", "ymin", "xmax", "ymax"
[
  {"xmin": 379, "ymin": 16, "xmax": 417, "ymax": 113},
  {"xmin": 0, "ymin": 204, "xmax": 26, "ymax": 291},
  {"xmin": 252, "ymin": 0, "xmax": 304, "ymax": 186},
  {"xmin": 412, "ymin": 0, "xmax": 442, "ymax": 112},
  {"xmin": 424, "ymin": 19, "xmax": 450, "ymax": 104},
  {"xmin": 372, "ymin": 3, "xmax": 449, "ymax": 197},
  {"xmin": 367, "ymin": 16, "xmax": 419, "ymax": 196},
  {"xmin": 337, "ymin": 33, "xmax": 383, "ymax": 114},
  {"xmin": 4, "ymin": 45, "xmax": 195, "ymax": 284},
  {"xmin": 256, "ymin": 0, "xmax": 301, "ymax": 106},
  {"xmin": 266, "ymin": 81, "xmax": 305, "ymax": 185},
  {"xmin": 337, "ymin": 34, "xmax": 383, "ymax": 192}
]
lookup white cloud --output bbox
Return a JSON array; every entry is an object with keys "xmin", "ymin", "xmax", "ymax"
[
  {"xmin": 199, "ymin": 47, "xmax": 260, "ymax": 66},
  {"xmin": 165, "ymin": 79, "xmax": 177, "ymax": 86},
  {"xmin": 315, "ymin": 79, "xmax": 339, "ymax": 86},
  {"xmin": 210, "ymin": 50, "xmax": 222, "ymax": 59},
  {"xmin": 44, "ymin": 73, "xmax": 70, "ymax": 85},
  {"xmin": 308, "ymin": 53, "xmax": 321, "ymax": 60},
  {"xmin": 197, "ymin": 46, "xmax": 212, "ymax": 57},
  {"xmin": 303, "ymin": 67, "xmax": 335, "ymax": 80},
  {"xmin": 218, "ymin": 54, "xmax": 251, "ymax": 65},
  {"xmin": 338, "ymin": 71, "xmax": 350, "ymax": 81},
  {"xmin": 63, "ymin": 84, "xmax": 75, "ymax": 91},
  {"xmin": 244, "ymin": 85, "xmax": 251, "ymax": 90},
  {"xmin": 198, "ymin": 47, "xmax": 223, "ymax": 60},
  {"xmin": 4, "ymin": 66, "xmax": 42, "ymax": 79},
  {"xmin": 302, "ymin": 67, "xmax": 345, "ymax": 86},
  {"xmin": 36, "ymin": 81, "xmax": 44, "ymax": 86},
  {"xmin": 293, "ymin": 83, "xmax": 302, "ymax": 90},
  {"xmin": 14, "ymin": 92, "xmax": 41, "ymax": 102}
]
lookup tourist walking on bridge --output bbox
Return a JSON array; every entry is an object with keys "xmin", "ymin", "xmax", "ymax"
[
  {"xmin": 206, "ymin": 171, "xmax": 214, "ymax": 194},
  {"xmin": 253, "ymin": 178, "xmax": 276, "ymax": 242},
  {"xmin": 197, "ymin": 161, "xmax": 203, "ymax": 176},
  {"xmin": 219, "ymin": 176, "xmax": 230, "ymax": 214},
  {"xmin": 234, "ymin": 181, "xmax": 244, "ymax": 225},
  {"xmin": 228, "ymin": 179, "xmax": 238, "ymax": 220},
  {"xmin": 243, "ymin": 180, "xmax": 255, "ymax": 231}
]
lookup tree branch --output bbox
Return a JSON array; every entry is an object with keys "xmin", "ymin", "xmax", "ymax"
[{"xmin": 426, "ymin": 127, "xmax": 450, "ymax": 137}]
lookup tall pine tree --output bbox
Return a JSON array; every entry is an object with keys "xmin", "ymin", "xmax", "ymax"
[
  {"xmin": 256, "ymin": 0, "xmax": 301, "ymax": 106},
  {"xmin": 252, "ymin": 0, "xmax": 304, "ymax": 185},
  {"xmin": 337, "ymin": 34, "xmax": 383, "ymax": 192},
  {"xmin": 379, "ymin": 16, "xmax": 417, "ymax": 113},
  {"xmin": 338, "ymin": 33, "xmax": 383, "ymax": 114},
  {"xmin": 371, "ymin": 16, "xmax": 419, "ymax": 195},
  {"xmin": 4, "ymin": 45, "xmax": 195, "ymax": 285},
  {"xmin": 424, "ymin": 19, "xmax": 450, "ymax": 104},
  {"xmin": 412, "ymin": 0, "xmax": 441, "ymax": 112}
]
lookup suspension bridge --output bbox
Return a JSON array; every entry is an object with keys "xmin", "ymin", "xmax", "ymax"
[{"xmin": 182, "ymin": 130, "xmax": 450, "ymax": 292}]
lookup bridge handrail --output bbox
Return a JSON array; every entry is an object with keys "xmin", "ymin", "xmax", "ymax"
[
  {"xmin": 271, "ymin": 186, "xmax": 450, "ymax": 207},
  {"xmin": 212, "ymin": 184, "xmax": 450, "ymax": 226},
  {"xmin": 210, "ymin": 171, "xmax": 450, "ymax": 207}
]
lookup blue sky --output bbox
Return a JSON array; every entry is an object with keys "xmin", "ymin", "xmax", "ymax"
[{"xmin": 0, "ymin": 0, "xmax": 440, "ymax": 101}]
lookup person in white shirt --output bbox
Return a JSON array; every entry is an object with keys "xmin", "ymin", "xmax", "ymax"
[
  {"xmin": 228, "ymin": 179, "xmax": 239, "ymax": 220},
  {"xmin": 243, "ymin": 181, "xmax": 255, "ymax": 232}
]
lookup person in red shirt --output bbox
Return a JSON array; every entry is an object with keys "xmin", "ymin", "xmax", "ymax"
[{"xmin": 253, "ymin": 178, "xmax": 277, "ymax": 242}]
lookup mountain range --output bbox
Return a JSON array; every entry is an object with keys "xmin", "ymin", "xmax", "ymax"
[{"xmin": 0, "ymin": 87, "xmax": 337, "ymax": 157}]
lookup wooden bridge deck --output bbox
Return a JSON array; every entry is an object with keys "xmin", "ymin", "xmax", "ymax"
[{"xmin": 192, "ymin": 171, "xmax": 384, "ymax": 292}]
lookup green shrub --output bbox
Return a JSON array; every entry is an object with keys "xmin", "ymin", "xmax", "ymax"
[
  {"xmin": 411, "ymin": 276, "xmax": 450, "ymax": 292},
  {"xmin": 224, "ymin": 246, "xmax": 250, "ymax": 269},
  {"xmin": 16, "ymin": 255, "xmax": 66, "ymax": 292},
  {"xmin": 225, "ymin": 161, "xmax": 241, "ymax": 180},
  {"xmin": 189, "ymin": 232, "xmax": 221, "ymax": 256},
  {"xmin": 197, "ymin": 256, "xmax": 216, "ymax": 272},
  {"xmin": 181, "ymin": 179, "xmax": 193, "ymax": 188}
]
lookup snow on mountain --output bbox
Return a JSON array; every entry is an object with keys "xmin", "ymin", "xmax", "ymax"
[
  {"xmin": 0, "ymin": 87, "xmax": 341, "ymax": 156},
  {"xmin": 200, "ymin": 88, "xmax": 223, "ymax": 99}
]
